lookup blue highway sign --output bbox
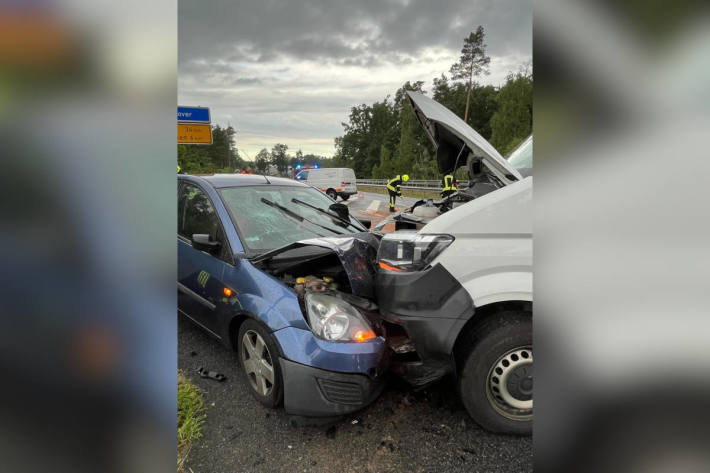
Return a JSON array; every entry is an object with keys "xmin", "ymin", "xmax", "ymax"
[{"xmin": 177, "ymin": 106, "xmax": 211, "ymax": 123}]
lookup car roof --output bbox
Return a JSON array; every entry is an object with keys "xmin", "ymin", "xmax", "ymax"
[{"xmin": 179, "ymin": 173, "xmax": 307, "ymax": 189}]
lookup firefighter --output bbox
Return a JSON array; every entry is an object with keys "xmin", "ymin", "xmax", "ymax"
[
  {"xmin": 177, "ymin": 164, "xmax": 184, "ymax": 174},
  {"xmin": 441, "ymin": 173, "xmax": 457, "ymax": 198},
  {"xmin": 386, "ymin": 174, "xmax": 409, "ymax": 212}
]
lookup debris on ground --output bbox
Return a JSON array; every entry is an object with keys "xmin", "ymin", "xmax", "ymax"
[{"xmin": 197, "ymin": 366, "xmax": 227, "ymax": 382}]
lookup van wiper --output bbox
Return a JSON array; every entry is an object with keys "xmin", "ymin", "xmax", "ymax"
[
  {"xmin": 260, "ymin": 198, "xmax": 344, "ymax": 236},
  {"xmin": 290, "ymin": 198, "xmax": 366, "ymax": 232}
]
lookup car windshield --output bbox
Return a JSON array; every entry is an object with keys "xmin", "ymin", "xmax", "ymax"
[
  {"xmin": 219, "ymin": 185, "xmax": 365, "ymax": 252},
  {"xmin": 507, "ymin": 136, "xmax": 533, "ymax": 171}
]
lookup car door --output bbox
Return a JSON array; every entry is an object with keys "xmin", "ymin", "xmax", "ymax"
[{"xmin": 177, "ymin": 181, "xmax": 234, "ymax": 336}]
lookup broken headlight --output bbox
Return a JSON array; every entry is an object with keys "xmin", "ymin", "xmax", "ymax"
[
  {"xmin": 377, "ymin": 232, "xmax": 454, "ymax": 272},
  {"xmin": 304, "ymin": 293, "xmax": 375, "ymax": 342}
]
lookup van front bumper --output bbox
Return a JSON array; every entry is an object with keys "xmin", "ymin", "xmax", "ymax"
[{"xmin": 279, "ymin": 358, "xmax": 385, "ymax": 416}]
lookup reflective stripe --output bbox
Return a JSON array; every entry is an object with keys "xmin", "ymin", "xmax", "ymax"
[
  {"xmin": 386, "ymin": 175, "xmax": 401, "ymax": 192},
  {"xmin": 442, "ymin": 174, "xmax": 454, "ymax": 191}
]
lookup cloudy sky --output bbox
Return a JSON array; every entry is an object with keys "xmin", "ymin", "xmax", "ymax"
[{"xmin": 179, "ymin": 0, "xmax": 531, "ymax": 158}]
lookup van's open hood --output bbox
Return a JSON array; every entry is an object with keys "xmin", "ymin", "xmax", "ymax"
[{"xmin": 406, "ymin": 91, "xmax": 522, "ymax": 183}]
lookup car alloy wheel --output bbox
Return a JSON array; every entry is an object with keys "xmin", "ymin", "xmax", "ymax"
[
  {"xmin": 240, "ymin": 329, "xmax": 275, "ymax": 396},
  {"xmin": 486, "ymin": 346, "xmax": 533, "ymax": 421}
]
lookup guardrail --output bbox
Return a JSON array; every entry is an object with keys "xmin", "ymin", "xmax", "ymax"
[{"xmin": 356, "ymin": 179, "xmax": 468, "ymax": 191}]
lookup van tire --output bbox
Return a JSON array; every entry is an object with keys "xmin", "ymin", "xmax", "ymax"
[
  {"xmin": 326, "ymin": 189, "xmax": 337, "ymax": 200},
  {"xmin": 457, "ymin": 311, "xmax": 532, "ymax": 435},
  {"xmin": 340, "ymin": 194, "xmax": 350, "ymax": 201}
]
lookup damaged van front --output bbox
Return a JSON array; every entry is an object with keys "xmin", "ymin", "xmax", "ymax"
[{"xmin": 373, "ymin": 93, "xmax": 533, "ymax": 435}]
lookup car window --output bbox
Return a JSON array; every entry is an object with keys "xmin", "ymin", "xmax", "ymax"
[
  {"xmin": 296, "ymin": 171, "xmax": 308, "ymax": 180},
  {"xmin": 179, "ymin": 182, "xmax": 231, "ymax": 262},
  {"xmin": 219, "ymin": 185, "xmax": 365, "ymax": 252}
]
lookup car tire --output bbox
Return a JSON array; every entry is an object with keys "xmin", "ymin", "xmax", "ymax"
[
  {"xmin": 237, "ymin": 319, "xmax": 284, "ymax": 408},
  {"xmin": 326, "ymin": 189, "xmax": 337, "ymax": 200},
  {"xmin": 457, "ymin": 311, "xmax": 532, "ymax": 435},
  {"xmin": 340, "ymin": 193, "xmax": 350, "ymax": 201}
]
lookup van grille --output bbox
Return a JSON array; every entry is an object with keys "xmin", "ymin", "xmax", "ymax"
[{"xmin": 317, "ymin": 378, "xmax": 363, "ymax": 405}]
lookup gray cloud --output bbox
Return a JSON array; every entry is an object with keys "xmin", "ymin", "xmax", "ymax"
[{"xmin": 179, "ymin": 0, "xmax": 532, "ymax": 156}]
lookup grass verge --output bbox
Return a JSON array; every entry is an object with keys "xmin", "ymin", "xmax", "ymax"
[
  {"xmin": 356, "ymin": 185, "xmax": 440, "ymax": 201},
  {"xmin": 178, "ymin": 370, "xmax": 206, "ymax": 473}
]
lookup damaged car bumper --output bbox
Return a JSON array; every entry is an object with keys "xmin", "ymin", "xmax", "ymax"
[{"xmin": 273, "ymin": 326, "xmax": 388, "ymax": 416}]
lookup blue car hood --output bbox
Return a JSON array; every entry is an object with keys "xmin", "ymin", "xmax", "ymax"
[{"xmin": 251, "ymin": 233, "xmax": 381, "ymax": 299}]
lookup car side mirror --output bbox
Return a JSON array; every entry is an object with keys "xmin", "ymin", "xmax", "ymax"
[
  {"xmin": 329, "ymin": 202, "xmax": 349, "ymax": 221},
  {"xmin": 192, "ymin": 233, "xmax": 221, "ymax": 253}
]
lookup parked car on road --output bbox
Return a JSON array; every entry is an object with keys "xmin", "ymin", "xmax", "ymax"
[
  {"xmin": 375, "ymin": 92, "xmax": 533, "ymax": 435},
  {"xmin": 178, "ymin": 174, "xmax": 387, "ymax": 417},
  {"xmin": 295, "ymin": 167, "xmax": 357, "ymax": 201}
]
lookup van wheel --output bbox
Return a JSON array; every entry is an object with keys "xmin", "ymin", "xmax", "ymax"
[
  {"xmin": 340, "ymin": 194, "xmax": 350, "ymax": 201},
  {"xmin": 457, "ymin": 311, "xmax": 532, "ymax": 435},
  {"xmin": 238, "ymin": 319, "xmax": 283, "ymax": 408},
  {"xmin": 326, "ymin": 189, "xmax": 337, "ymax": 200}
]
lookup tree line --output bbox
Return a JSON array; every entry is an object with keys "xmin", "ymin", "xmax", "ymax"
[
  {"xmin": 177, "ymin": 126, "xmax": 334, "ymax": 176},
  {"xmin": 178, "ymin": 26, "xmax": 532, "ymax": 180},
  {"xmin": 332, "ymin": 26, "xmax": 532, "ymax": 179}
]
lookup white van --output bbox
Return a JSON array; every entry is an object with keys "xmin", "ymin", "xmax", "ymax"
[
  {"xmin": 294, "ymin": 168, "xmax": 357, "ymax": 201},
  {"xmin": 375, "ymin": 92, "xmax": 532, "ymax": 435}
]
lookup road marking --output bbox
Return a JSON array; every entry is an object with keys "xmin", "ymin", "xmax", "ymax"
[{"xmin": 367, "ymin": 200, "xmax": 380, "ymax": 212}]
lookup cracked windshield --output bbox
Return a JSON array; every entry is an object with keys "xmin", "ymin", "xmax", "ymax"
[{"xmin": 219, "ymin": 186, "xmax": 363, "ymax": 252}]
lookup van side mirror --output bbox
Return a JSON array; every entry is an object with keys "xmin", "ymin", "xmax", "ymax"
[{"xmin": 192, "ymin": 233, "xmax": 221, "ymax": 253}]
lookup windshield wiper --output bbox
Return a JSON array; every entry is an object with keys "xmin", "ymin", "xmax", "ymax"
[
  {"xmin": 290, "ymin": 198, "xmax": 366, "ymax": 232},
  {"xmin": 260, "ymin": 198, "xmax": 344, "ymax": 236}
]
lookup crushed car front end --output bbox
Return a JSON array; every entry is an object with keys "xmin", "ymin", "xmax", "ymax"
[{"xmin": 251, "ymin": 233, "xmax": 390, "ymax": 416}]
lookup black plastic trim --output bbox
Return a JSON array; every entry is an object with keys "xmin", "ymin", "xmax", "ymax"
[
  {"xmin": 375, "ymin": 263, "xmax": 474, "ymax": 382},
  {"xmin": 178, "ymin": 282, "xmax": 216, "ymax": 310},
  {"xmin": 279, "ymin": 358, "xmax": 384, "ymax": 417}
]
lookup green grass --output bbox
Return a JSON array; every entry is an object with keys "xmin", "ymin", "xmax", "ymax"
[
  {"xmin": 356, "ymin": 185, "xmax": 441, "ymax": 201},
  {"xmin": 178, "ymin": 371, "xmax": 206, "ymax": 472}
]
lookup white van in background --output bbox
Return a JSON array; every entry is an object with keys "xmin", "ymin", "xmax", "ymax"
[{"xmin": 294, "ymin": 168, "xmax": 357, "ymax": 201}]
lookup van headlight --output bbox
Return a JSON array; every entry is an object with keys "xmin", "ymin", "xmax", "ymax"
[
  {"xmin": 304, "ymin": 293, "xmax": 376, "ymax": 342},
  {"xmin": 377, "ymin": 232, "xmax": 454, "ymax": 272}
]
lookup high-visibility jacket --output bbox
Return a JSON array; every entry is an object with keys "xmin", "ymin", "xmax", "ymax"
[
  {"xmin": 177, "ymin": 165, "xmax": 183, "ymax": 174},
  {"xmin": 442, "ymin": 174, "xmax": 456, "ymax": 191},
  {"xmin": 387, "ymin": 175, "xmax": 403, "ymax": 193}
]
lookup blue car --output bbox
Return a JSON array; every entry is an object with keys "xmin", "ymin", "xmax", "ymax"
[{"xmin": 178, "ymin": 173, "xmax": 389, "ymax": 416}]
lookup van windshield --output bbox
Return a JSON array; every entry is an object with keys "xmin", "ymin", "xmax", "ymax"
[
  {"xmin": 507, "ymin": 136, "xmax": 533, "ymax": 172},
  {"xmin": 219, "ymin": 185, "xmax": 366, "ymax": 252}
]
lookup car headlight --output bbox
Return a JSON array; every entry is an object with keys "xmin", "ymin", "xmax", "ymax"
[
  {"xmin": 304, "ymin": 293, "xmax": 376, "ymax": 342},
  {"xmin": 377, "ymin": 232, "xmax": 454, "ymax": 272}
]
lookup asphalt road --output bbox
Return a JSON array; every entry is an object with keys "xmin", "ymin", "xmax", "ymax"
[
  {"xmin": 179, "ymin": 317, "xmax": 532, "ymax": 473},
  {"xmin": 341, "ymin": 191, "xmax": 418, "ymax": 211}
]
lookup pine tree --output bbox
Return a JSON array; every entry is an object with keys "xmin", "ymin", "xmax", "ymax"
[{"xmin": 450, "ymin": 26, "xmax": 491, "ymax": 122}]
